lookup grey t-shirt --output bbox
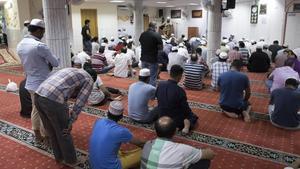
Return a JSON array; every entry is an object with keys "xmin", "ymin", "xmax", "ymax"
[{"xmin": 128, "ymin": 81, "xmax": 156, "ymax": 121}]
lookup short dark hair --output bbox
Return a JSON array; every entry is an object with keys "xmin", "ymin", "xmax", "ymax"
[
  {"xmin": 154, "ymin": 117, "xmax": 177, "ymax": 139},
  {"xmin": 139, "ymin": 76, "xmax": 150, "ymax": 83},
  {"xmin": 28, "ymin": 25, "xmax": 44, "ymax": 33},
  {"xmin": 233, "ymin": 46, "xmax": 239, "ymax": 51},
  {"xmin": 149, "ymin": 22, "xmax": 157, "ymax": 29},
  {"xmin": 273, "ymin": 40, "xmax": 279, "ymax": 44},
  {"xmin": 85, "ymin": 19, "xmax": 90, "ymax": 25},
  {"xmin": 285, "ymin": 78, "xmax": 299, "ymax": 88},
  {"xmin": 190, "ymin": 53, "xmax": 198, "ymax": 62},
  {"xmin": 239, "ymin": 41, "xmax": 245, "ymax": 48},
  {"xmin": 170, "ymin": 65, "xmax": 183, "ymax": 78},
  {"xmin": 231, "ymin": 59, "xmax": 243, "ymax": 70},
  {"xmin": 196, "ymin": 47, "xmax": 202, "ymax": 55},
  {"xmin": 103, "ymin": 38, "xmax": 108, "ymax": 43},
  {"xmin": 107, "ymin": 111, "xmax": 123, "ymax": 122},
  {"xmin": 84, "ymin": 67, "xmax": 97, "ymax": 82},
  {"xmin": 91, "ymin": 36, "xmax": 98, "ymax": 42},
  {"xmin": 99, "ymin": 46, "xmax": 105, "ymax": 53}
]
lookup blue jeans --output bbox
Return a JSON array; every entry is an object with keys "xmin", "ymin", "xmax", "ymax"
[
  {"xmin": 83, "ymin": 40, "xmax": 92, "ymax": 54},
  {"xmin": 141, "ymin": 61, "xmax": 158, "ymax": 86}
]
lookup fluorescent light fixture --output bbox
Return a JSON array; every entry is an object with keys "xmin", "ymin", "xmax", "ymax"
[
  {"xmin": 0, "ymin": 0, "xmax": 8, "ymax": 2},
  {"xmin": 156, "ymin": 1, "xmax": 167, "ymax": 4},
  {"xmin": 189, "ymin": 3, "xmax": 198, "ymax": 6},
  {"xmin": 166, "ymin": 5, "xmax": 175, "ymax": 8},
  {"xmin": 109, "ymin": 0, "xmax": 125, "ymax": 3}
]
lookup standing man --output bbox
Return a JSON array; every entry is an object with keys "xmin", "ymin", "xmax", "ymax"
[
  {"xmin": 35, "ymin": 68, "xmax": 96, "ymax": 166},
  {"xmin": 17, "ymin": 19, "xmax": 60, "ymax": 142},
  {"xmin": 139, "ymin": 22, "xmax": 163, "ymax": 86},
  {"xmin": 81, "ymin": 19, "xmax": 92, "ymax": 54}
]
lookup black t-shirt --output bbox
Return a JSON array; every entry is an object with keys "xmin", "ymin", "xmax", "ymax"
[
  {"xmin": 139, "ymin": 28, "xmax": 163, "ymax": 63},
  {"xmin": 81, "ymin": 25, "xmax": 91, "ymax": 41},
  {"xmin": 270, "ymin": 87, "xmax": 300, "ymax": 128},
  {"xmin": 248, "ymin": 51, "xmax": 270, "ymax": 72}
]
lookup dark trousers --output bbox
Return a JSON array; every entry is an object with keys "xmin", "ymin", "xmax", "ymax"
[
  {"xmin": 34, "ymin": 94, "xmax": 77, "ymax": 164},
  {"xmin": 19, "ymin": 79, "xmax": 32, "ymax": 118},
  {"xmin": 188, "ymin": 159, "xmax": 211, "ymax": 169}
]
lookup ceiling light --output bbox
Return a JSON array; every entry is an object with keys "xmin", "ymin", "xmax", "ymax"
[
  {"xmin": 189, "ymin": 3, "xmax": 199, "ymax": 6},
  {"xmin": 156, "ymin": 1, "xmax": 167, "ymax": 4},
  {"xmin": 109, "ymin": 0, "xmax": 125, "ymax": 3},
  {"xmin": 166, "ymin": 5, "xmax": 175, "ymax": 8}
]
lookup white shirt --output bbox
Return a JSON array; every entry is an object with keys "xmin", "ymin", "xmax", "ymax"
[
  {"xmin": 114, "ymin": 53, "xmax": 132, "ymax": 78},
  {"xmin": 127, "ymin": 48, "xmax": 136, "ymax": 61},
  {"xmin": 73, "ymin": 51, "xmax": 90, "ymax": 67},
  {"xmin": 93, "ymin": 76, "xmax": 103, "ymax": 90},
  {"xmin": 167, "ymin": 52, "xmax": 187, "ymax": 71},
  {"xmin": 92, "ymin": 42, "xmax": 100, "ymax": 56},
  {"xmin": 178, "ymin": 47, "xmax": 189, "ymax": 60},
  {"xmin": 104, "ymin": 49, "xmax": 116, "ymax": 65},
  {"xmin": 135, "ymin": 46, "xmax": 141, "ymax": 63}
]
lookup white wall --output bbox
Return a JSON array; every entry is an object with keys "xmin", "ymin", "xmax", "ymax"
[
  {"xmin": 285, "ymin": 0, "xmax": 300, "ymax": 49},
  {"xmin": 71, "ymin": 3, "xmax": 118, "ymax": 53},
  {"xmin": 222, "ymin": 0, "xmax": 285, "ymax": 44}
]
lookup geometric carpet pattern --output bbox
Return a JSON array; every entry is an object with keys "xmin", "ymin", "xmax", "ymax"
[{"xmin": 0, "ymin": 65, "xmax": 299, "ymax": 169}]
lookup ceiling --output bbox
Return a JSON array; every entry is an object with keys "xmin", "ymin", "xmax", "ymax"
[{"xmin": 84, "ymin": 0, "xmax": 254, "ymax": 8}]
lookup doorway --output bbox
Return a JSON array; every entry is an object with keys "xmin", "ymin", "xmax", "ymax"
[
  {"xmin": 144, "ymin": 14, "xmax": 149, "ymax": 31},
  {"xmin": 81, "ymin": 9, "xmax": 98, "ymax": 38}
]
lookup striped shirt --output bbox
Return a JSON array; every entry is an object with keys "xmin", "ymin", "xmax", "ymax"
[
  {"xmin": 211, "ymin": 61, "xmax": 230, "ymax": 88},
  {"xmin": 239, "ymin": 48, "xmax": 250, "ymax": 65},
  {"xmin": 184, "ymin": 62, "xmax": 208, "ymax": 89},
  {"xmin": 141, "ymin": 138, "xmax": 202, "ymax": 169},
  {"xmin": 91, "ymin": 53, "xmax": 107, "ymax": 73},
  {"xmin": 36, "ymin": 68, "xmax": 93, "ymax": 122}
]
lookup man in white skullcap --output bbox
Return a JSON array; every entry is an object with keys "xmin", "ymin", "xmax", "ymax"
[
  {"xmin": 17, "ymin": 19, "xmax": 60, "ymax": 143},
  {"xmin": 89, "ymin": 101, "xmax": 146, "ymax": 169},
  {"xmin": 210, "ymin": 52, "xmax": 230, "ymax": 89},
  {"xmin": 128, "ymin": 68, "xmax": 159, "ymax": 123},
  {"xmin": 167, "ymin": 46, "xmax": 187, "ymax": 72},
  {"xmin": 22, "ymin": 20, "xmax": 30, "ymax": 37}
]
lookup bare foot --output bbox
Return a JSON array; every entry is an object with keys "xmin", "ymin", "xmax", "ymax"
[
  {"xmin": 242, "ymin": 106, "xmax": 252, "ymax": 122},
  {"xmin": 182, "ymin": 128, "xmax": 189, "ymax": 135},
  {"xmin": 223, "ymin": 111, "xmax": 239, "ymax": 119}
]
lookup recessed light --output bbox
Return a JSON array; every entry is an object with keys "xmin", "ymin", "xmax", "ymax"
[
  {"xmin": 109, "ymin": 0, "xmax": 125, "ymax": 3},
  {"xmin": 189, "ymin": 3, "xmax": 199, "ymax": 6},
  {"xmin": 156, "ymin": 1, "xmax": 167, "ymax": 4}
]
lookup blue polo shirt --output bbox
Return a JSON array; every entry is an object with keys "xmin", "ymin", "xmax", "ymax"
[
  {"xmin": 218, "ymin": 70, "xmax": 250, "ymax": 108},
  {"xmin": 89, "ymin": 119, "xmax": 133, "ymax": 169}
]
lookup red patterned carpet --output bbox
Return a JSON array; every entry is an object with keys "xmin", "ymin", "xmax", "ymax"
[{"xmin": 0, "ymin": 65, "xmax": 298, "ymax": 169}]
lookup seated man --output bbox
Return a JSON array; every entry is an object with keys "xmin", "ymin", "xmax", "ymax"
[
  {"xmin": 141, "ymin": 116, "xmax": 215, "ymax": 169},
  {"xmin": 156, "ymin": 65, "xmax": 198, "ymax": 134},
  {"xmin": 227, "ymin": 46, "xmax": 242, "ymax": 63},
  {"xmin": 218, "ymin": 60, "xmax": 251, "ymax": 122},
  {"xmin": 211, "ymin": 52, "xmax": 230, "ymax": 89},
  {"xmin": 72, "ymin": 50, "xmax": 91, "ymax": 68},
  {"xmin": 167, "ymin": 46, "xmax": 188, "ymax": 72},
  {"xmin": 128, "ymin": 68, "xmax": 158, "ymax": 123},
  {"xmin": 269, "ymin": 78, "xmax": 300, "ymax": 130},
  {"xmin": 91, "ymin": 46, "xmax": 114, "ymax": 74},
  {"xmin": 89, "ymin": 101, "xmax": 145, "ymax": 169},
  {"xmin": 247, "ymin": 46, "xmax": 270, "ymax": 72},
  {"xmin": 114, "ymin": 47, "xmax": 133, "ymax": 78},
  {"xmin": 184, "ymin": 53, "xmax": 208, "ymax": 90},
  {"xmin": 266, "ymin": 59, "xmax": 299, "ymax": 92}
]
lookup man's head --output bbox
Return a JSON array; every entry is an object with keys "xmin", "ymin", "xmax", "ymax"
[
  {"xmin": 263, "ymin": 44, "xmax": 268, "ymax": 50},
  {"xmin": 120, "ymin": 47, "xmax": 127, "ymax": 54},
  {"xmin": 107, "ymin": 101, "xmax": 124, "ymax": 122},
  {"xmin": 239, "ymin": 41, "xmax": 245, "ymax": 48},
  {"xmin": 256, "ymin": 46, "xmax": 263, "ymax": 52},
  {"xmin": 196, "ymin": 47, "xmax": 202, "ymax": 55},
  {"xmin": 230, "ymin": 59, "xmax": 243, "ymax": 71},
  {"xmin": 24, "ymin": 20, "xmax": 30, "ymax": 27},
  {"xmin": 149, "ymin": 22, "xmax": 157, "ymax": 31},
  {"xmin": 190, "ymin": 53, "xmax": 198, "ymax": 62},
  {"xmin": 171, "ymin": 46, "xmax": 178, "ymax": 52},
  {"xmin": 155, "ymin": 116, "xmax": 177, "ymax": 139},
  {"xmin": 285, "ymin": 78, "xmax": 299, "ymax": 89},
  {"xmin": 91, "ymin": 36, "xmax": 99, "ymax": 42},
  {"xmin": 233, "ymin": 46, "xmax": 239, "ymax": 51},
  {"xmin": 99, "ymin": 46, "xmax": 105, "ymax": 54},
  {"xmin": 170, "ymin": 65, "xmax": 183, "ymax": 82},
  {"xmin": 28, "ymin": 19, "xmax": 45, "ymax": 40},
  {"xmin": 218, "ymin": 52, "xmax": 228, "ymax": 62},
  {"xmin": 83, "ymin": 64, "xmax": 97, "ymax": 82},
  {"xmin": 85, "ymin": 19, "xmax": 90, "ymax": 26},
  {"xmin": 139, "ymin": 68, "xmax": 150, "ymax": 83},
  {"xmin": 273, "ymin": 40, "xmax": 279, "ymax": 45}
]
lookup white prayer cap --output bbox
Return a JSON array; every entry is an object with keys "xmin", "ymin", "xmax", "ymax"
[
  {"xmin": 24, "ymin": 20, "xmax": 30, "ymax": 24},
  {"xmin": 166, "ymin": 39, "xmax": 171, "ymax": 44},
  {"xmin": 109, "ymin": 101, "xmax": 124, "ymax": 116},
  {"xmin": 179, "ymin": 43, "xmax": 185, "ymax": 47},
  {"xmin": 200, "ymin": 40, "xmax": 207, "ymax": 45},
  {"xmin": 183, "ymin": 37, "xmax": 188, "ymax": 41},
  {"xmin": 111, "ymin": 37, "xmax": 114, "ymax": 40},
  {"xmin": 293, "ymin": 48, "xmax": 300, "ymax": 57},
  {"xmin": 259, "ymin": 37, "xmax": 264, "ymax": 41},
  {"xmin": 6, "ymin": 79, "xmax": 18, "ymax": 92},
  {"xmin": 219, "ymin": 52, "xmax": 228, "ymax": 59},
  {"xmin": 171, "ymin": 33, "xmax": 175, "ymax": 37},
  {"xmin": 29, "ymin": 19, "xmax": 45, "ymax": 29},
  {"xmin": 256, "ymin": 45, "xmax": 263, "ymax": 49},
  {"xmin": 139, "ymin": 68, "xmax": 150, "ymax": 77},
  {"xmin": 126, "ymin": 39, "xmax": 133, "ymax": 44},
  {"xmin": 167, "ymin": 16, "xmax": 170, "ymax": 20},
  {"xmin": 172, "ymin": 46, "xmax": 178, "ymax": 51},
  {"xmin": 101, "ymin": 43, "xmax": 107, "ymax": 46}
]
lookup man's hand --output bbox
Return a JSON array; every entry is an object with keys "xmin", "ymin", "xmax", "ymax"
[{"xmin": 201, "ymin": 148, "xmax": 216, "ymax": 160}]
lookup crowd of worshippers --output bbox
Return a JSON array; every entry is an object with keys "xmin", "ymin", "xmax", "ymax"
[{"xmin": 16, "ymin": 18, "xmax": 299, "ymax": 169}]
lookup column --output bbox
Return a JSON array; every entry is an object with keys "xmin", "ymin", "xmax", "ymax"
[
  {"xmin": 43, "ymin": 0, "xmax": 71, "ymax": 68},
  {"xmin": 207, "ymin": 0, "xmax": 222, "ymax": 66},
  {"xmin": 134, "ymin": 0, "xmax": 143, "ymax": 45}
]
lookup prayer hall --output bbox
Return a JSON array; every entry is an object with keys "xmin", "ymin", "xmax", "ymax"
[{"xmin": 0, "ymin": 0, "xmax": 299, "ymax": 169}]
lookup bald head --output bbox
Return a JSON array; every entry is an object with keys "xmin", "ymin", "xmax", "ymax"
[{"xmin": 155, "ymin": 116, "xmax": 177, "ymax": 139}]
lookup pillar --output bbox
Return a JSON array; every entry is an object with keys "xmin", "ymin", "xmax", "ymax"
[
  {"xmin": 42, "ymin": 0, "xmax": 71, "ymax": 68},
  {"xmin": 207, "ymin": 0, "xmax": 222, "ymax": 66},
  {"xmin": 134, "ymin": 0, "xmax": 143, "ymax": 45}
]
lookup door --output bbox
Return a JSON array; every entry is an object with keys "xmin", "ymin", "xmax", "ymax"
[
  {"xmin": 188, "ymin": 27, "xmax": 199, "ymax": 39},
  {"xmin": 81, "ymin": 9, "xmax": 98, "ymax": 38},
  {"xmin": 144, "ymin": 14, "xmax": 149, "ymax": 31}
]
